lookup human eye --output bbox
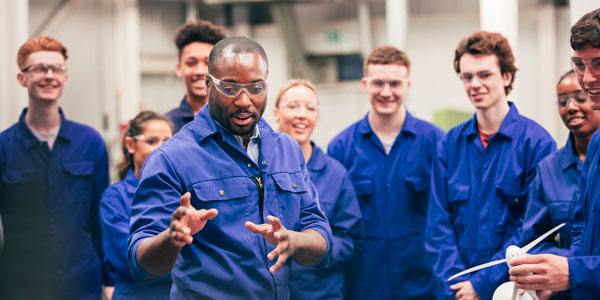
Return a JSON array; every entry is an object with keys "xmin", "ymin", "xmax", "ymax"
[
  {"xmin": 220, "ymin": 83, "xmax": 238, "ymax": 95},
  {"xmin": 459, "ymin": 73, "xmax": 472, "ymax": 81},
  {"xmin": 146, "ymin": 137, "xmax": 160, "ymax": 145},
  {"xmin": 32, "ymin": 64, "xmax": 48, "ymax": 74},
  {"xmin": 372, "ymin": 80, "xmax": 385, "ymax": 87},
  {"xmin": 571, "ymin": 58, "xmax": 585, "ymax": 71},
  {"xmin": 479, "ymin": 71, "xmax": 493, "ymax": 79},
  {"xmin": 576, "ymin": 91, "xmax": 588, "ymax": 103},
  {"xmin": 249, "ymin": 82, "xmax": 265, "ymax": 95},
  {"xmin": 591, "ymin": 58, "xmax": 600, "ymax": 72},
  {"xmin": 557, "ymin": 95, "xmax": 568, "ymax": 107},
  {"xmin": 306, "ymin": 103, "xmax": 317, "ymax": 111}
]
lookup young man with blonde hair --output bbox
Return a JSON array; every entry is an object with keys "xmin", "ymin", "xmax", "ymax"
[{"xmin": 328, "ymin": 45, "xmax": 444, "ymax": 299}]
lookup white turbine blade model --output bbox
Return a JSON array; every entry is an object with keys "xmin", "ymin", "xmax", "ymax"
[
  {"xmin": 447, "ymin": 223, "xmax": 566, "ymax": 282},
  {"xmin": 520, "ymin": 223, "xmax": 565, "ymax": 253},
  {"xmin": 448, "ymin": 258, "xmax": 506, "ymax": 281}
]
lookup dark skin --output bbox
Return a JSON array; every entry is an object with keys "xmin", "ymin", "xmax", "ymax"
[{"xmin": 136, "ymin": 48, "xmax": 327, "ymax": 276}]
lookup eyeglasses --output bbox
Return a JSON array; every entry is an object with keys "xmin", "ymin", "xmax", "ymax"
[
  {"xmin": 132, "ymin": 135, "xmax": 170, "ymax": 146},
  {"xmin": 365, "ymin": 77, "xmax": 408, "ymax": 92},
  {"xmin": 458, "ymin": 69, "xmax": 499, "ymax": 83},
  {"xmin": 21, "ymin": 63, "xmax": 67, "ymax": 76},
  {"xmin": 207, "ymin": 72, "xmax": 268, "ymax": 97},
  {"xmin": 557, "ymin": 90, "xmax": 588, "ymax": 108},
  {"xmin": 570, "ymin": 57, "xmax": 600, "ymax": 75},
  {"xmin": 279, "ymin": 101, "xmax": 318, "ymax": 114}
]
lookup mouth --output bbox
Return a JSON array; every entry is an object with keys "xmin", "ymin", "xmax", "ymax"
[
  {"xmin": 232, "ymin": 113, "xmax": 254, "ymax": 126},
  {"xmin": 293, "ymin": 123, "xmax": 308, "ymax": 129},
  {"xmin": 567, "ymin": 116, "xmax": 585, "ymax": 127},
  {"xmin": 586, "ymin": 88, "xmax": 600, "ymax": 97}
]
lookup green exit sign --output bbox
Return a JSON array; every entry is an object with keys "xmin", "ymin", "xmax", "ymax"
[{"xmin": 325, "ymin": 30, "xmax": 342, "ymax": 43}]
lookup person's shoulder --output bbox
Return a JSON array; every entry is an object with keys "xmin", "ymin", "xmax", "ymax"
[
  {"xmin": 445, "ymin": 118, "xmax": 472, "ymax": 140},
  {"xmin": 101, "ymin": 180, "xmax": 128, "ymax": 201},
  {"xmin": 321, "ymin": 151, "xmax": 348, "ymax": 175},
  {"xmin": 64, "ymin": 119, "xmax": 105, "ymax": 144},
  {"xmin": 329, "ymin": 119, "xmax": 363, "ymax": 146},
  {"xmin": 410, "ymin": 115, "xmax": 445, "ymax": 138},
  {"xmin": 0, "ymin": 122, "xmax": 20, "ymax": 142},
  {"xmin": 515, "ymin": 114, "xmax": 553, "ymax": 140}
]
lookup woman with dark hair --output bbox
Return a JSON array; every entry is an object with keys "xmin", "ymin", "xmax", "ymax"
[{"xmin": 100, "ymin": 111, "xmax": 173, "ymax": 300}]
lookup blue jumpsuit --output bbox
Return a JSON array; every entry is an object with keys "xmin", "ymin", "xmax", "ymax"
[
  {"xmin": 289, "ymin": 143, "xmax": 363, "ymax": 300},
  {"xmin": 521, "ymin": 134, "xmax": 581, "ymax": 256},
  {"xmin": 426, "ymin": 103, "xmax": 556, "ymax": 299},
  {"xmin": 165, "ymin": 96, "xmax": 194, "ymax": 133},
  {"xmin": 0, "ymin": 108, "xmax": 109, "ymax": 299},
  {"xmin": 100, "ymin": 169, "xmax": 171, "ymax": 299},
  {"xmin": 128, "ymin": 107, "xmax": 333, "ymax": 299},
  {"xmin": 568, "ymin": 129, "xmax": 600, "ymax": 298},
  {"xmin": 328, "ymin": 111, "xmax": 444, "ymax": 299}
]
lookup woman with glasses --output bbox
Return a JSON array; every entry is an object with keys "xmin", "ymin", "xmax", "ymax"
[
  {"xmin": 273, "ymin": 79, "xmax": 363, "ymax": 300},
  {"xmin": 100, "ymin": 111, "xmax": 173, "ymax": 300},
  {"xmin": 520, "ymin": 70, "xmax": 600, "ymax": 256}
]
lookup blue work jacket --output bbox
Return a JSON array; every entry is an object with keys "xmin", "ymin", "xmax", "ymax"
[
  {"xmin": 100, "ymin": 169, "xmax": 171, "ymax": 299},
  {"xmin": 165, "ymin": 96, "xmax": 195, "ymax": 133},
  {"xmin": 128, "ymin": 106, "xmax": 333, "ymax": 300},
  {"xmin": 568, "ymin": 129, "xmax": 600, "ymax": 298},
  {"xmin": 0, "ymin": 108, "xmax": 109, "ymax": 299},
  {"xmin": 521, "ymin": 134, "xmax": 581, "ymax": 256},
  {"xmin": 425, "ymin": 103, "xmax": 556, "ymax": 300},
  {"xmin": 328, "ymin": 110, "xmax": 444, "ymax": 300},
  {"xmin": 289, "ymin": 143, "xmax": 363, "ymax": 300}
]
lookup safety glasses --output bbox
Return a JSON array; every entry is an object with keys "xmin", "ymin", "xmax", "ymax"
[{"xmin": 207, "ymin": 72, "xmax": 268, "ymax": 97}]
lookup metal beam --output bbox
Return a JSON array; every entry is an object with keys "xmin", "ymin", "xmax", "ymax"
[
  {"xmin": 34, "ymin": 0, "xmax": 74, "ymax": 37},
  {"xmin": 271, "ymin": 2, "xmax": 311, "ymax": 78}
]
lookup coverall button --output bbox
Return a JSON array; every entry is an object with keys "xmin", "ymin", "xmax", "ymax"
[{"xmin": 219, "ymin": 190, "xmax": 225, "ymax": 196}]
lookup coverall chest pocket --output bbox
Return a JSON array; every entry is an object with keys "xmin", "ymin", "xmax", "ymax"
[
  {"xmin": 549, "ymin": 200, "xmax": 571, "ymax": 225},
  {"xmin": 448, "ymin": 184, "xmax": 470, "ymax": 243},
  {"xmin": 63, "ymin": 160, "xmax": 94, "ymax": 228},
  {"xmin": 404, "ymin": 175, "xmax": 430, "ymax": 217},
  {"xmin": 496, "ymin": 180, "xmax": 526, "ymax": 215},
  {"xmin": 1, "ymin": 168, "xmax": 40, "ymax": 213},
  {"xmin": 192, "ymin": 177, "xmax": 251, "ymax": 247},
  {"xmin": 272, "ymin": 172, "xmax": 307, "ymax": 232},
  {"xmin": 350, "ymin": 177, "xmax": 377, "ymax": 237}
]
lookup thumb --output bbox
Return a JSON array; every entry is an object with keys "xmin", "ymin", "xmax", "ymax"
[{"xmin": 180, "ymin": 192, "xmax": 192, "ymax": 208}]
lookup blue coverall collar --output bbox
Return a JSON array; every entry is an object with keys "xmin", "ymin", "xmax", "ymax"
[
  {"xmin": 18, "ymin": 107, "xmax": 71, "ymax": 150},
  {"xmin": 464, "ymin": 101, "xmax": 520, "ymax": 140},
  {"xmin": 307, "ymin": 142, "xmax": 326, "ymax": 172},
  {"xmin": 357, "ymin": 109, "xmax": 418, "ymax": 137},
  {"xmin": 559, "ymin": 133, "xmax": 581, "ymax": 171}
]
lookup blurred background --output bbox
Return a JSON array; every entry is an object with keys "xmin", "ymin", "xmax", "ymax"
[{"xmin": 0, "ymin": 0, "xmax": 597, "ymax": 179}]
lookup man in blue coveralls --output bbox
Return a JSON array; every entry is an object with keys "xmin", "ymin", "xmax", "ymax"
[
  {"xmin": 510, "ymin": 8, "xmax": 600, "ymax": 300},
  {"xmin": 425, "ymin": 31, "xmax": 556, "ymax": 300},
  {"xmin": 128, "ymin": 36, "xmax": 333, "ymax": 299},
  {"xmin": 0, "ymin": 36, "xmax": 109, "ymax": 299},
  {"xmin": 165, "ymin": 19, "xmax": 227, "ymax": 133},
  {"xmin": 328, "ymin": 45, "xmax": 444, "ymax": 299}
]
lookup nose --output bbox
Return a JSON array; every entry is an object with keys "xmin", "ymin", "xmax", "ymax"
[
  {"xmin": 566, "ymin": 98, "xmax": 579, "ymax": 112},
  {"xmin": 234, "ymin": 89, "xmax": 252, "ymax": 107},
  {"xmin": 194, "ymin": 62, "xmax": 208, "ymax": 75},
  {"xmin": 380, "ymin": 83, "xmax": 393, "ymax": 96},
  {"xmin": 470, "ymin": 76, "xmax": 483, "ymax": 87},
  {"xmin": 582, "ymin": 67, "xmax": 597, "ymax": 85}
]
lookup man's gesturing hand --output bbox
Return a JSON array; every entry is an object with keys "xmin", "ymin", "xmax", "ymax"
[
  {"xmin": 169, "ymin": 192, "xmax": 218, "ymax": 247},
  {"xmin": 246, "ymin": 215, "xmax": 297, "ymax": 274}
]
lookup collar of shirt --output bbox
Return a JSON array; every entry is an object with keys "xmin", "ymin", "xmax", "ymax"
[
  {"xmin": 464, "ymin": 101, "xmax": 520, "ymax": 140},
  {"xmin": 176, "ymin": 95, "xmax": 195, "ymax": 118},
  {"xmin": 193, "ymin": 106, "xmax": 262, "ymax": 165},
  {"xmin": 357, "ymin": 108, "xmax": 418, "ymax": 138},
  {"xmin": 557, "ymin": 133, "xmax": 582, "ymax": 172},
  {"xmin": 18, "ymin": 107, "xmax": 75, "ymax": 151},
  {"xmin": 307, "ymin": 142, "xmax": 326, "ymax": 172},
  {"xmin": 125, "ymin": 168, "xmax": 140, "ymax": 192}
]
